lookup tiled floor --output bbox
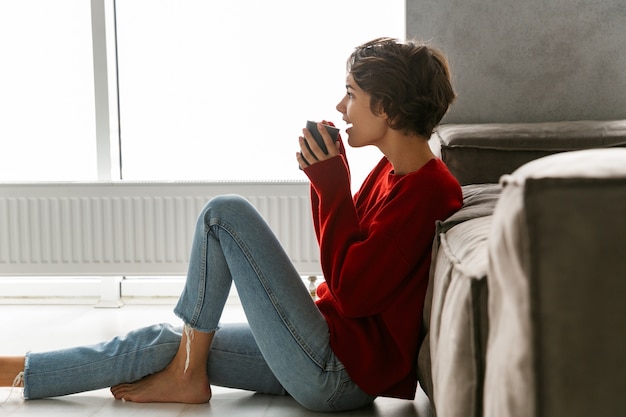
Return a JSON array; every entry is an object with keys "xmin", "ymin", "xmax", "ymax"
[{"xmin": 0, "ymin": 300, "xmax": 433, "ymax": 416}]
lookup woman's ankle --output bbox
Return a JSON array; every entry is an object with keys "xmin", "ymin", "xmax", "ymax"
[{"xmin": 0, "ymin": 357, "xmax": 25, "ymax": 386}]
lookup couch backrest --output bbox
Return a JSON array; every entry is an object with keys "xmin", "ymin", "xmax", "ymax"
[{"xmin": 430, "ymin": 120, "xmax": 626, "ymax": 185}]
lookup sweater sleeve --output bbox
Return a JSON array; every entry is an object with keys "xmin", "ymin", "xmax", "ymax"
[
  {"xmin": 307, "ymin": 155, "xmax": 358, "ymax": 246},
  {"xmin": 308, "ymin": 138, "xmax": 351, "ymax": 243}
]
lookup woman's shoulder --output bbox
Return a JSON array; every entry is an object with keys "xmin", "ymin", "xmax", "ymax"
[
  {"xmin": 400, "ymin": 158, "xmax": 459, "ymax": 187},
  {"xmin": 397, "ymin": 158, "xmax": 463, "ymax": 205}
]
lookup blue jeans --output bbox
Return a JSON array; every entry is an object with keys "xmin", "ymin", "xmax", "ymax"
[{"xmin": 23, "ymin": 195, "xmax": 375, "ymax": 412}]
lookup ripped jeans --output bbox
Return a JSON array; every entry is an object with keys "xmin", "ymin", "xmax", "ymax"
[{"xmin": 23, "ymin": 195, "xmax": 375, "ymax": 412}]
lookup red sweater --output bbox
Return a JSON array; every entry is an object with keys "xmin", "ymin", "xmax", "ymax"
[{"xmin": 304, "ymin": 151, "xmax": 462, "ymax": 399}]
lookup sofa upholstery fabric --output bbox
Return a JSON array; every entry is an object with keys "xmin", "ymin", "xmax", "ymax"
[
  {"xmin": 433, "ymin": 120, "xmax": 626, "ymax": 185},
  {"xmin": 484, "ymin": 148, "xmax": 626, "ymax": 417},
  {"xmin": 418, "ymin": 183, "xmax": 501, "ymax": 417}
]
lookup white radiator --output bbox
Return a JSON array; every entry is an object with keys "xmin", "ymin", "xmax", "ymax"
[{"xmin": 0, "ymin": 181, "xmax": 321, "ymax": 277}]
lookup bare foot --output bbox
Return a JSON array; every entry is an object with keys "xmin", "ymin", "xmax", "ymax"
[
  {"xmin": 111, "ymin": 325, "xmax": 215, "ymax": 404},
  {"xmin": 110, "ymin": 360, "xmax": 212, "ymax": 404}
]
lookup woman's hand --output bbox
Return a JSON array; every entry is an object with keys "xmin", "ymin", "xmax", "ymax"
[{"xmin": 297, "ymin": 121, "xmax": 341, "ymax": 170}]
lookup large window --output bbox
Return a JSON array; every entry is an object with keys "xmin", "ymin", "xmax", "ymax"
[
  {"xmin": 0, "ymin": 0, "xmax": 97, "ymax": 181},
  {"xmin": 116, "ymin": 1, "xmax": 405, "ymax": 189},
  {"xmin": 0, "ymin": 1, "xmax": 405, "ymax": 301},
  {"xmin": 1, "ymin": 1, "xmax": 404, "ymax": 190}
]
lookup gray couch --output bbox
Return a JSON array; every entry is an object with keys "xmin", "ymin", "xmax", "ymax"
[{"xmin": 418, "ymin": 120, "xmax": 626, "ymax": 417}]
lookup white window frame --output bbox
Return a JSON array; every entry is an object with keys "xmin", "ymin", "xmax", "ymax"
[{"xmin": 91, "ymin": 0, "xmax": 121, "ymax": 180}]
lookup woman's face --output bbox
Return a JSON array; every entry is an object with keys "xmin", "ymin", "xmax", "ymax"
[{"xmin": 336, "ymin": 73, "xmax": 388, "ymax": 149}]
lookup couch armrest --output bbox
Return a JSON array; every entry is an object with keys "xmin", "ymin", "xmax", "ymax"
[{"xmin": 484, "ymin": 148, "xmax": 626, "ymax": 417}]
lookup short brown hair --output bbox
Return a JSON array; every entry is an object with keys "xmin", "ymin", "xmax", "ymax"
[{"xmin": 347, "ymin": 37, "xmax": 455, "ymax": 138}]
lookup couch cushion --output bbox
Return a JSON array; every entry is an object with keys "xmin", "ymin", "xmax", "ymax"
[{"xmin": 432, "ymin": 120, "xmax": 626, "ymax": 185}]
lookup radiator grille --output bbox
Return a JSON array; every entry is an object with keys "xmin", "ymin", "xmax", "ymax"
[{"xmin": 0, "ymin": 181, "xmax": 320, "ymax": 276}]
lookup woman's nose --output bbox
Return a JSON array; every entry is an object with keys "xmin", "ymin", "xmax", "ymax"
[{"xmin": 336, "ymin": 97, "xmax": 346, "ymax": 114}]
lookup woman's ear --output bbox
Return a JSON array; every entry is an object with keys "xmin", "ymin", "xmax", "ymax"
[{"xmin": 375, "ymin": 106, "xmax": 389, "ymax": 120}]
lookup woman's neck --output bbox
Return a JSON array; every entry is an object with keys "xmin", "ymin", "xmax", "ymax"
[{"xmin": 382, "ymin": 133, "xmax": 436, "ymax": 176}]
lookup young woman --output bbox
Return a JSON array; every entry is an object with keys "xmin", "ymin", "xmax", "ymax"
[{"xmin": 0, "ymin": 37, "xmax": 462, "ymax": 412}]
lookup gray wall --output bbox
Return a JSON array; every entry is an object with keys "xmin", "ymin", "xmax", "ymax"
[{"xmin": 406, "ymin": 0, "xmax": 626, "ymax": 124}]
